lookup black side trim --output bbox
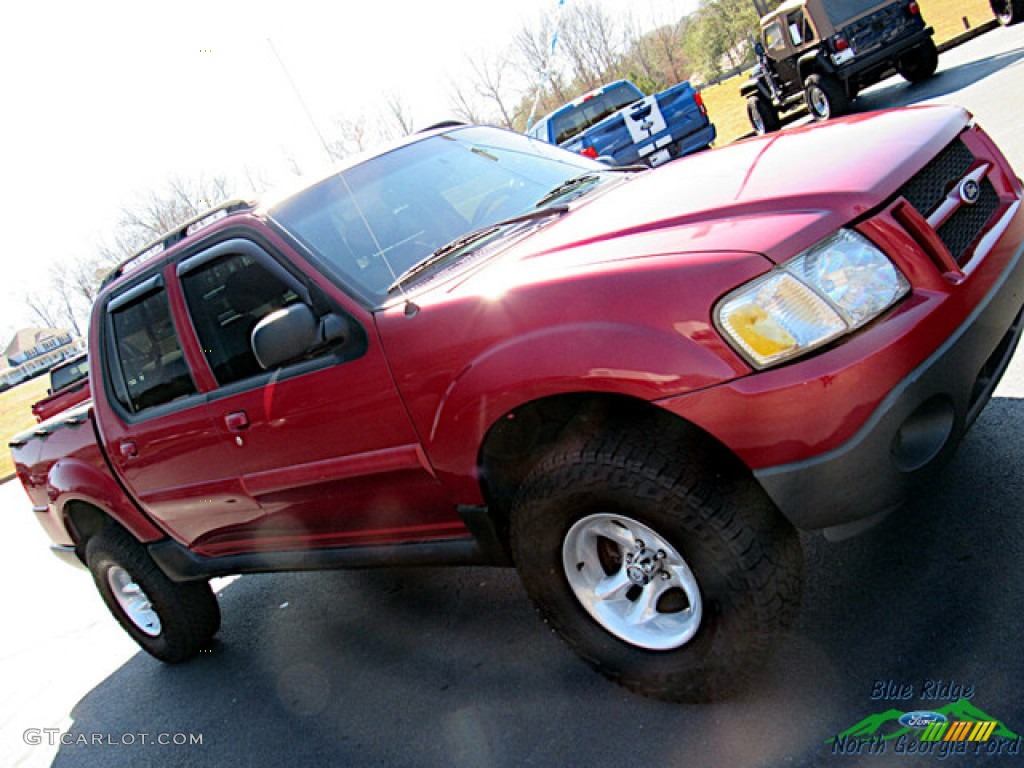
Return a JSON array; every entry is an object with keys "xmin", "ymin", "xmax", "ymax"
[
  {"xmin": 149, "ymin": 534, "xmax": 510, "ymax": 582},
  {"xmin": 458, "ymin": 504, "xmax": 512, "ymax": 566}
]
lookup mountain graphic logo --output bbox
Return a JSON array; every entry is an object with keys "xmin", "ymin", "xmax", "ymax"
[{"xmin": 829, "ymin": 699, "xmax": 1019, "ymax": 744}]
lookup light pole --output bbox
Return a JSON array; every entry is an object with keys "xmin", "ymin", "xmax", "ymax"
[{"xmin": 751, "ymin": 0, "xmax": 772, "ymax": 17}]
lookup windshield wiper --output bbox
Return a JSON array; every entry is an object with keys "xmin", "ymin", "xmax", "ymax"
[
  {"xmin": 532, "ymin": 166, "xmax": 646, "ymax": 209},
  {"xmin": 533, "ymin": 173, "xmax": 602, "ymax": 208},
  {"xmin": 387, "ymin": 204, "xmax": 569, "ymax": 293}
]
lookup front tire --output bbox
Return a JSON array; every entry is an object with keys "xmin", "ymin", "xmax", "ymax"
[
  {"xmin": 992, "ymin": 0, "xmax": 1024, "ymax": 25},
  {"xmin": 746, "ymin": 93, "xmax": 781, "ymax": 135},
  {"xmin": 509, "ymin": 428, "xmax": 803, "ymax": 702},
  {"xmin": 804, "ymin": 73, "xmax": 849, "ymax": 121},
  {"xmin": 86, "ymin": 525, "xmax": 221, "ymax": 662},
  {"xmin": 897, "ymin": 39, "xmax": 939, "ymax": 82}
]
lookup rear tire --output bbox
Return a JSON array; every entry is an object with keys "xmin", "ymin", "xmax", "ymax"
[
  {"xmin": 86, "ymin": 525, "xmax": 220, "ymax": 663},
  {"xmin": 897, "ymin": 39, "xmax": 939, "ymax": 82},
  {"xmin": 992, "ymin": 0, "xmax": 1024, "ymax": 25},
  {"xmin": 509, "ymin": 427, "xmax": 803, "ymax": 702},
  {"xmin": 746, "ymin": 94, "xmax": 781, "ymax": 135},
  {"xmin": 804, "ymin": 73, "xmax": 849, "ymax": 121}
]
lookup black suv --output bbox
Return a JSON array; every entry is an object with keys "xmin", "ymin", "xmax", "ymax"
[{"xmin": 741, "ymin": 0, "xmax": 938, "ymax": 134}]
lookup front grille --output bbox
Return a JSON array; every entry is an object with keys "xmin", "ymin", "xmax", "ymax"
[
  {"xmin": 896, "ymin": 137, "xmax": 1000, "ymax": 267},
  {"xmin": 898, "ymin": 139, "xmax": 974, "ymax": 217},
  {"xmin": 937, "ymin": 179, "xmax": 1000, "ymax": 264}
]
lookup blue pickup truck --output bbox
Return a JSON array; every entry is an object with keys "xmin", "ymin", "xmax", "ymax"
[{"xmin": 527, "ymin": 79, "xmax": 716, "ymax": 167}]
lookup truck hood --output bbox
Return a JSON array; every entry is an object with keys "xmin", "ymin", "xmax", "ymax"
[{"xmin": 447, "ymin": 106, "xmax": 968, "ymax": 294}]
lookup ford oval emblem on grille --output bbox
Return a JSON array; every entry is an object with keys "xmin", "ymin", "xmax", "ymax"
[{"xmin": 959, "ymin": 178, "xmax": 981, "ymax": 205}]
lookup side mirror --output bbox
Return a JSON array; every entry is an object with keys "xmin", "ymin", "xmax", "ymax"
[
  {"xmin": 754, "ymin": 41, "xmax": 766, "ymax": 57},
  {"xmin": 251, "ymin": 304, "xmax": 351, "ymax": 370}
]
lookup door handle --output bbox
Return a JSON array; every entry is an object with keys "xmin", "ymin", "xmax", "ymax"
[
  {"xmin": 120, "ymin": 441, "xmax": 138, "ymax": 459},
  {"xmin": 225, "ymin": 411, "xmax": 250, "ymax": 432}
]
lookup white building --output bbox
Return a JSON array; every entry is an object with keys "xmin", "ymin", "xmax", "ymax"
[{"xmin": 0, "ymin": 328, "xmax": 86, "ymax": 390}]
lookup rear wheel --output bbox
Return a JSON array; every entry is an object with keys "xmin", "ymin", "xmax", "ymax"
[
  {"xmin": 86, "ymin": 525, "xmax": 220, "ymax": 662},
  {"xmin": 897, "ymin": 39, "xmax": 939, "ymax": 82},
  {"xmin": 746, "ymin": 93, "xmax": 781, "ymax": 135},
  {"xmin": 992, "ymin": 0, "xmax": 1024, "ymax": 25},
  {"xmin": 804, "ymin": 73, "xmax": 849, "ymax": 121},
  {"xmin": 509, "ymin": 427, "xmax": 803, "ymax": 702}
]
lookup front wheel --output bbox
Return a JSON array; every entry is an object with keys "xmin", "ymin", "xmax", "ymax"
[
  {"xmin": 86, "ymin": 525, "xmax": 221, "ymax": 662},
  {"xmin": 746, "ymin": 93, "xmax": 781, "ymax": 135},
  {"xmin": 897, "ymin": 39, "xmax": 939, "ymax": 82},
  {"xmin": 509, "ymin": 429, "xmax": 803, "ymax": 702},
  {"xmin": 992, "ymin": 0, "xmax": 1024, "ymax": 25},
  {"xmin": 804, "ymin": 73, "xmax": 849, "ymax": 121}
]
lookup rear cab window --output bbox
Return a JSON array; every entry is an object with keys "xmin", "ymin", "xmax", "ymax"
[
  {"xmin": 106, "ymin": 277, "xmax": 197, "ymax": 413},
  {"xmin": 551, "ymin": 82, "xmax": 644, "ymax": 145}
]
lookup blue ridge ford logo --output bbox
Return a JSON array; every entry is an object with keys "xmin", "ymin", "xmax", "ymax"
[{"xmin": 899, "ymin": 711, "xmax": 949, "ymax": 729}]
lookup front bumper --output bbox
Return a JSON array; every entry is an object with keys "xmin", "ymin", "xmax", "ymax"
[{"xmin": 755, "ymin": 229, "xmax": 1024, "ymax": 531}]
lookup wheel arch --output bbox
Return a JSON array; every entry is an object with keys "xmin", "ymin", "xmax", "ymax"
[
  {"xmin": 477, "ymin": 391, "xmax": 754, "ymax": 549},
  {"xmin": 797, "ymin": 51, "xmax": 833, "ymax": 84},
  {"xmin": 48, "ymin": 457, "xmax": 166, "ymax": 555},
  {"xmin": 418, "ymin": 318, "xmax": 748, "ymax": 504},
  {"xmin": 739, "ymin": 78, "xmax": 768, "ymax": 99}
]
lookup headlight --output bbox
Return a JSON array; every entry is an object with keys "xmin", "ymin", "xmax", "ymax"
[{"xmin": 715, "ymin": 230, "xmax": 909, "ymax": 369}]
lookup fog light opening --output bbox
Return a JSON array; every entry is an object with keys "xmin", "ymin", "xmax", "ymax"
[{"xmin": 890, "ymin": 395, "xmax": 956, "ymax": 473}]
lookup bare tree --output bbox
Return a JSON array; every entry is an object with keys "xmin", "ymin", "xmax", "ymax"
[
  {"xmin": 326, "ymin": 115, "xmax": 374, "ymax": 161},
  {"xmin": 22, "ymin": 173, "xmax": 241, "ymax": 337},
  {"xmin": 448, "ymin": 76, "xmax": 486, "ymax": 124},
  {"xmin": 24, "ymin": 289, "xmax": 62, "ymax": 330},
  {"xmin": 115, "ymin": 174, "xmax": 231, "ymax": 250},
  {"xmin": 646, "ymin": 16, "xmax": 694, "ymax": 86},
  {"xmin": 465, "ymin": 50, "xmax": 521, "ymax": 129},
  {"xmin": 383, "ymin": 92, "xmax": 415, "ymax": 137},
  {"xmin": 558, "ymin": 1, "xmax": 624, "ymax": 89},
  {"xmin": 512, "ymin": 15, "xmax": 570, "ymax": 106}
]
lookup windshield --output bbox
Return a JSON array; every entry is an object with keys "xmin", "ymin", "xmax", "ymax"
[{"xmin": 270, "ymin": 126, "xmax": 602, "ymax": 304}]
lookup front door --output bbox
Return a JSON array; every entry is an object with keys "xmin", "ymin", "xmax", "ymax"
[{"xmin": 173, "ymin": 238, "xmax": 463, "ymax": 557}]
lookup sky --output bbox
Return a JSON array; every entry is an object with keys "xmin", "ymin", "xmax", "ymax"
[{"xmin": 0, "ymin": 0, "xmax": 699, "ymax": 341}]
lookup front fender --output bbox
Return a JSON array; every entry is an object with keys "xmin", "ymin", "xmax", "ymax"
[
  {"xmin": 739, "ymin": 77, "xmax": 764, "ymax": 98},
  {"xmin": 424, "ymin": 321, "xmax": 745, "ymax": 499}
]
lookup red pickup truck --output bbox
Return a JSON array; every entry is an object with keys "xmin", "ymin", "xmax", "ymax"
[
  {"xmin": 31, "ymin": 353, "xmax": 91, "ymax": 423},
  {"xmin": 11, "ymin": 108, "xmax": 1024, "ymax": 702}
]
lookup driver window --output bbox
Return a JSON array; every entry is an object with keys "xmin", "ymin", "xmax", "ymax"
[{"xmin": 180, "ymin": 253, "xmax": 300, "ymax": 385}]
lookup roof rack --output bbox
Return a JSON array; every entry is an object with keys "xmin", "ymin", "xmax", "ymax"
[{"xmin": 102, "ymin": 198, "xmax": 254, "ymax": 287}]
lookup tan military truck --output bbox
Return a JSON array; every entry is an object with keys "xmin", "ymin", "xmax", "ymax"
[{"xmin": 741, "ymin": 0, "xmax": 938, "ymax": 134}]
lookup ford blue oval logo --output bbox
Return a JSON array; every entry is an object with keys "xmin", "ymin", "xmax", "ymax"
[
  {"xmin": 959, "ymin": 178, "xmax": 981, "ymax": 205},
  {"xmin": 899, "ymin": 711, "xmax": 948, "ymax": 729}
]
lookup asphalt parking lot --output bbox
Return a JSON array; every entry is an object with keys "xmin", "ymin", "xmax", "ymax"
[{"xmin": 4, "ymin": 21, "xmax": 1024, "ymax": 768}]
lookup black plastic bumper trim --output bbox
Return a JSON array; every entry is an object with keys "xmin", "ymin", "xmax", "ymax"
[
  {"xmin": 756, "ymin": 234, "xmax": 1024, "ymax": 531},
  {"xmin": 148, "ymin": 531, "xmax": 509, "ymax": 583}
]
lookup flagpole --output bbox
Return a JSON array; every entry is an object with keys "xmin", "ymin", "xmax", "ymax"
[{"xmin": 526, "ymin": 0, "xmax": 566, "ymax": 131}]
